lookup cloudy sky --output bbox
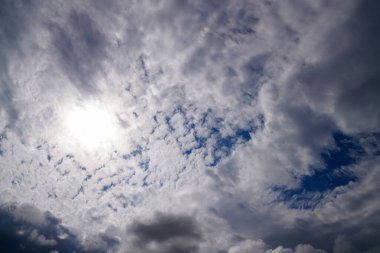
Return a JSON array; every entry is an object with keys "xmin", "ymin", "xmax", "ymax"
[{"xmin": 1, "ymin": 0, "xmax": 380, "ymax": 252}]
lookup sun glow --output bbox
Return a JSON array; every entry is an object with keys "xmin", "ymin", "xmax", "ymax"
[{"xmin": 66, "ymin": 105, "xmax": 117, "ymax": 149}]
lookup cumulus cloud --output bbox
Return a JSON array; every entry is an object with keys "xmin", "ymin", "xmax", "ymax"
[
  {"xmin": 126, "ymin": 212, "xmax": 202, "ymax": 253},
  {"xmin": 28, "ymin": 229, "xmax": 57, "ymax": 246},
  {"xmin": 228, "ymin": 239, "xmax": 326, "ymax": 253},
  {"xmin": 1, "ymin": 0, "xmax": 380, "ymax": 252},
  {"xmin": 0, "ymin": 203, "xmax": 88, "ymax": 253}
]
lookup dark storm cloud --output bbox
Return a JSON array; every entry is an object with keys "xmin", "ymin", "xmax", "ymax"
[
  {"xmin": 128, "ymin": 213, "xmax": 202, "ymax": 253},
  {"xmin": 0, "ymin": 203, "xmax": 92, "ymax": 253},
  {"xmin": 47, "ymin": 10, "xmax": 108, "ymax": 93}
]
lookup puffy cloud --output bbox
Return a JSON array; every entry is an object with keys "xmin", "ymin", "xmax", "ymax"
[
  {"xmin": 125, "ymin": 212, "xmax": 203, "ymax": 253},
  {"xmin": 0, "ymin": 203, "xmax": 88, "ymax": 253},
  {"xmin": 1, "ymin": 0, "xmax": 380, "ymax": 253},
  {"xmin": 28, "ymin": 229, "xmax": 57, "ymax": 246},
  {"xmin": 228, "ymin": 240, "xmax": 326, "ymax": 253}
]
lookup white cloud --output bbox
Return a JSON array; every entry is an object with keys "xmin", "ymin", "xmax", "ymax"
[
  {"xmin": 228, "ymin": 239, "xmax": 267, "ymax": 253},
  {"xmin": 28, "ymin": 229, "xmax": 57, "ymax": 246},
  {"xmin": 1, "ymin": 0, "xmax": 379, "ymax": 252},
  {"xmin": 228, "ymin": 240, "xmax": 326, "ymax": 253}
]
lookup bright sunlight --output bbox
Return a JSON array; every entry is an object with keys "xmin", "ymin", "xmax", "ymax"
[{"xmin": 66, "ymin": 105, "xmax": 117, "ymax": 149}]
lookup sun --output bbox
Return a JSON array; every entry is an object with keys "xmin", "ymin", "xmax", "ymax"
[{"xmin": 65, "ymin": 105, "xmax": 117, "ymax": 149}]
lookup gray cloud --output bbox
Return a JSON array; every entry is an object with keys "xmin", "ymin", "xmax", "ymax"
[
  {"xmin": 0, "ymin": 0, "xmax": 37, "ymax": 130},
  {"xmin": 128, "ymin": 212, "xmax": 202, "ymax": 253},
  {"xmin": 1, "ymin": 0, "xmax": 379, "ymax": 253},
  {"xmin": 294, "ymin": 0, "xmax": 380, "ymax": 133},
  {"xmin": 47, "ymin": 10, "xmax": 108, "ymax": 93},
  {"xmin": 0, "ymin": 203, "xmax": 93, "ymax": 253}
]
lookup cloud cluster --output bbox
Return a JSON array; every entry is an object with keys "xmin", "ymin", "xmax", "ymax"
[
  {"xmin": 0, "ymin": 203, "xmax": 85, "ymax": 253},
  {"xmin": 126, "ymin": 213, "xmax": 202, "ymax": 253},
  {"xmin": 228, "ymin": 239, "xmax": 326, "ymax": 253},
  {"xmin": 1, "ymin": 0, "xmax": 380, "ymax": 252}
]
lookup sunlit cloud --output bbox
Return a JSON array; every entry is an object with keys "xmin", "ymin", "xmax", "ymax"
[{"xmin": 0, "ymin": 0, "xmax": 379, "ymax": 252}]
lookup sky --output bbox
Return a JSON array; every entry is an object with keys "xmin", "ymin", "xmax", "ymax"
[{"xmin": 0, "ymin": 0, "xmax": 380, "ymax": 252}]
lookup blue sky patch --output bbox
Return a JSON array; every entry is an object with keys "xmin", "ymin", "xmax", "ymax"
[
  {"xmin": 207, "ymin": 127, "xmax": 253, "ymax": 167},
  {"xmin": 273, "ymin": 132, "xmax": 367, "ymax": 209}
]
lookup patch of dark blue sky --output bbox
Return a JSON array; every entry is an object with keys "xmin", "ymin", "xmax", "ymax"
[{"xmin": 273, "ymin": 132, "xmax": 368, "ymax": 209}]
